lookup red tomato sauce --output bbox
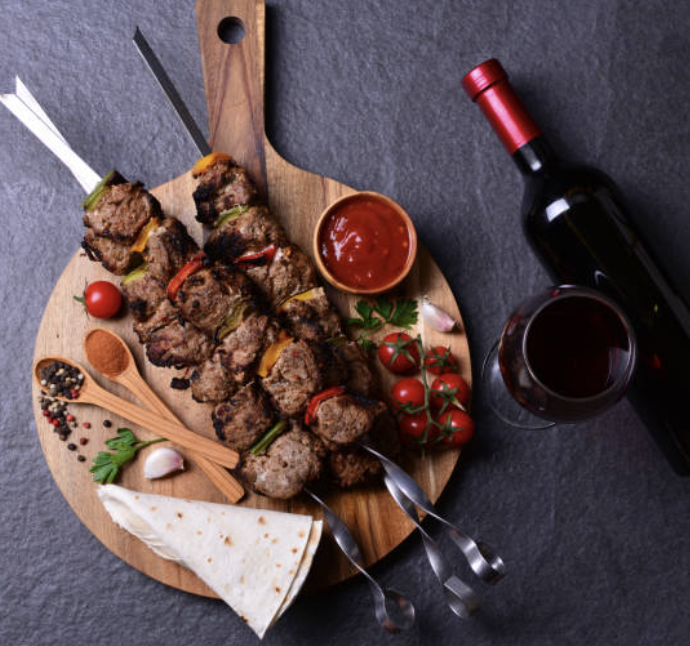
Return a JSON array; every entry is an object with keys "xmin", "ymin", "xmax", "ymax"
[{"xmin": 318, "ymin": 196, "xmax": 412, "ymax": 290}]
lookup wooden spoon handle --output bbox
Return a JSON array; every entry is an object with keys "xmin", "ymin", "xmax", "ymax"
[
  {"xmin": 84, "ymin": 386, "xmax": 239, "ymax": 470},
  {"xmin": 118, "ymin": 371, "xmax": 244, "ymax": 502},
  {"xmin": 196, "ymin": 0, "xmax": 267, "ymax": 193}
]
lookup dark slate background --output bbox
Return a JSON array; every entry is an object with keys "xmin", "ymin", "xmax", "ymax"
[{"xmin": 2, "ymin": 1, "xmax": 690, "ymax": 644}]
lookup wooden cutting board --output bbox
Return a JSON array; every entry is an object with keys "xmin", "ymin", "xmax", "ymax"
[{"xmin": 31, "ymin": 0, "xmax": 472, "ymax": 595}]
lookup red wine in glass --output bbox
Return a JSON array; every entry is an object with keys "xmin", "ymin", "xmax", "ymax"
[{"xmin": 484, "ymin": 285, "xmax": 637, "ymax": 426}]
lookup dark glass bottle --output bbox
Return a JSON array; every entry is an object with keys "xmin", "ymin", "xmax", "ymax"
[{"xmin": 463, "ymin": 58, "xmax": 690, "ymax": 474}]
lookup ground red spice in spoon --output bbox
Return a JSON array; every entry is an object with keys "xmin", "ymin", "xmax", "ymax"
[{"xmin": 84, "ymin": 329, "xmax": 129, "ymax": 377}]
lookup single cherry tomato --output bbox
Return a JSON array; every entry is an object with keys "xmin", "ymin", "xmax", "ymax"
[
  {"xmin": 398, "ymin": 411, "xmax": 435, "ymax": 447},
  {"xmin": 435, "ymin": 409, "xmax": 475, "ymax": 447},
  {"xmin": 377, "ymin": 332, "xmax": 420, "ymax": 374},
  {"xmin": 390, "ymin": 377, "xmax": 425, "ymax": 412},
  {"xmin": 75, "ymin": 281, "xmax": 122, "ymax": 319},
  {"xmin": 430, "ymin": 373, "xmax": 471, "ymax": 412},
  {"xmin": 424, "ymin": 346, "xmax": 459, "ymax": 375}
]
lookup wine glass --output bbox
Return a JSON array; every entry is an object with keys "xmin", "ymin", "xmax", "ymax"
[{"xmin": 482, "ymin": 285, "xmax": 637, "ymax": 428}]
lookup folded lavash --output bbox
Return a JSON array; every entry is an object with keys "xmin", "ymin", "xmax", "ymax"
[{"xmin": 97, "ymin": 484, "xmax": 321, "ymax": 638}]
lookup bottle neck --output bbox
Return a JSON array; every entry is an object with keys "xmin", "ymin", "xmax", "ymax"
[
  {"xmin": 512, "ymin": 136, "xmax": 558, "ymax": 176},
  {"xmin": 463, "ymin": 59, "xmax": 555, "ymax": 175}
]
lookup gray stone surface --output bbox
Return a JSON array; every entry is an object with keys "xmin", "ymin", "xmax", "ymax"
[{"xmin": 2, "ymin": 0, "xmax": 690, "ymax": 644}]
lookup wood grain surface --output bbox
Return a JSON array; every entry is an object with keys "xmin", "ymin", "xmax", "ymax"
[{"xmin": 31, "ymin": 0, "xmax": 471, "ymax": 595}]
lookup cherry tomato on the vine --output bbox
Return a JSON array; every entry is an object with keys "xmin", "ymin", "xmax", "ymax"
[
  {"xmin": 398, "ymin": 411, "xmax": 435, "ymax": 447},
  {"xmin": 390, "ymin": 377, "xmax": 425, "ymax": 412},
  {"xmin": 429, "ymin": 373, "xmax": 471, "ymax": 412},
  {"xmin": 75, "ymin": 281, "xmax": 122, "ymax": 319},
  {"xmin": 377, "ymin": 332, "xmax": 420, "ymax": 374},
  {"xmin": 424, "ymin": 346, "xmax": 459, "ymax": 376},
  {"xmin": 435, "ymin": 409, "xmax": 475, "ymax": 447}
]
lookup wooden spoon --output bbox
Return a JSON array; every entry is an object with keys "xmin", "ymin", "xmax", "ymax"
[
  {"xmin": 82, "ymin": 327, "xmax": 244, "ymax": 502},
  {"xmin": 33, "ymin": 355, "xmax": 239, "ymax": 470}
]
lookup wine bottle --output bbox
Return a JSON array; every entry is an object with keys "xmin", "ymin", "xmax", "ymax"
[{"xmin": 463, "ymin": 58, "xmax": 690, "ymax": 475}]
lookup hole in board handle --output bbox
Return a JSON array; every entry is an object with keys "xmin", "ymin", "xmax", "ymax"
[{"xmin": 217, "ymin": 17, "xmax": 246, "ymax": 44}]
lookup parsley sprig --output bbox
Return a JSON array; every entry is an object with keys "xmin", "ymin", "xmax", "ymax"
[
  {"xmin": 90, "ymin": 428, "xmax": 166, "ymax": 484},
  {"xmin": 347, "ymin": 296, "xmax": 418, "ymax": 350}
]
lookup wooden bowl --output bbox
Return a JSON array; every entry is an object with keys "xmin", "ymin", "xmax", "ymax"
[{"xmin": 312, "ymin": 191, "xmax": 418, "ymax": 295}]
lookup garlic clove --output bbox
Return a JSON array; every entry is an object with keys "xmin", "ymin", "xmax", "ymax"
[
  {"xmin": 144, "ymin": 447, "xmax": 185, "ymax": 480},
  {"xmin": 422, "ymin": 297, "xmax": 457, "ymax": 332}
]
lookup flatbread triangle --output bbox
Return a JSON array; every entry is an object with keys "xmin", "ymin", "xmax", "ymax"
[{"xmin": 97, "ymin": 484, "xmax": 318, "ymax": 638}]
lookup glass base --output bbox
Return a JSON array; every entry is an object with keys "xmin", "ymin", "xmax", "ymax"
[{"xmin": 481, "ymin": 342, "xmax": 555, "ymax": 430}]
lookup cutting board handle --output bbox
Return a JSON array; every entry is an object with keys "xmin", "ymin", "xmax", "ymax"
[{"xmin": 196, "ymin": 0, "xmax": 267, "ymax": 195}]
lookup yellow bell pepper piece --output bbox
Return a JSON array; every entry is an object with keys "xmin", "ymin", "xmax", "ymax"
[
  {"xmin": 278, "ymin": 288, "xmax": 318, "ymax": 312},
  {"xmin": 130, "ymin": 218, "xmax": 160, "ymax": 254},
  {"xmin": 256, "ymin": 331, "xmax": 293, "ymax": 378},
  {"xmin": 192, "ymin": 152, "xmax": 232, "ymax": 177}
]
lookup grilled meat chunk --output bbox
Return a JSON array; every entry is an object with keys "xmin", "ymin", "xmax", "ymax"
[
  {"xmin": 189, "ymin": 312, "xmax": 276, "ymax": 402},
  {"xmin": 145, "ymin": 217, "xmax": 199, "ymax": 282},
  {"xmin": 145, "ymin": 319, "xmax": 213, "ymax": 368},
  {"xmin": 82, "ymin": 230, "xmax": 136, "ymax": 275},
  {"xmin": 337, "ymin": 341, "xmax": 378, "ymax": 397},
  {"xmin": 121, "ymin": 272, "xmax": 166, "ymax": 322},
  {"xmin": 189, "ymin": 350, "xmax": 236, "ymax": 403},
  {"xmin": 261, "ymin": 340, "xmax": 347, "ymax": 417},
  {"xmin": 280, "ymin": 287, "xmax": 343, "ymax": 342},
  {"xmin": 193, "ymin": 159, "xmax": 258, "ymax": 226},
  {"xmin": 310, "ymin": 393, "xmax": 387, "ymax": 447},
  {"xmin": 205, "ymin": 205, "xmax": 287, "ymax": 262},
  {"xmin": 219, "ymin": 312, "xmax": 278, "ymax": 383},
  {"xmin": 133, "ymin": 299, "xmax": 177, "ymax": 344},
  {"xmin": 241, "ymin": 425, "xmax": 326, "ymax": 499},
  {"xmin": 329, "ymin": 448, "xmax": 382, "ymax": 488},
  {"xmin": 243, "ymin": 244, "xmax": 318, "ymax": 306},
  {"xmin": 83, "ymin": 182, "xmax": 161, "ymax": 243},
  {"xmin": 212, "ymin": 383, "xmax": 274, "ymax": 451},
  {"xmin": 172, "ymin": 264, "xmax": 253, "ymax": 336}
]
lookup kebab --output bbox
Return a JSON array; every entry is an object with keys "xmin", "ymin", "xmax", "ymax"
[{"xmin": 78, "ymin": 157, "xmax": 393, "ymax": 499}]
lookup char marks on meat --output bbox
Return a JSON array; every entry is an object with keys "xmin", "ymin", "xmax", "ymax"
[
  {"xmin": 145, "ymin": 319, "xmax": 213, "ymax": 368},
  {"xmin": 212, "ymin": 383, "xmax": 274, "ymax": 451},
  {"xmin": 261, "ymin": 340, "xmax": 346, "ymax": 417},
  {"xmin": 329, "ymin": 448, "xmax": 382, "ymax": 488},
  {"xmin": 337, "ymin": 341, "xmax": 378, "ymax": 397},
  {"xmin": 193, "ymin": 158, "xmax": 258, "ymax": 226},
  {"xmin": 83, "ymin": 182, "xmax": 161, "ymax": 243},
  {"xmin": 310, "ymin": 393, "xmax": 387, "ymax": 448},
  {"xmin": 121, "ymin": 272, "xmax": 166, "ymax": 322},
  {"xmin": 82, "ymin": 230, "xmax": 135, "ymax": 275},
  {"xmin": 145, "ymin": 217, "xmax": 199, "ymax": 282},
  {"xmin": 205, "ymin": 205, "xmax": 287, "ymax": 262},
  {"xmin": 243, "ymin": 244, "xmax": 318, "ymax": 306},
  {"xmin": 240, "ymin": 424, "xmax": 326, "ymax": 499},
  {"xmin": 172, "ymin": 264, "xmax": 253, "ymax": 336},
  {"xmin": 280, "ymin": 287, "xmax": 343, "ymax": 342},
  {"xmin": 190, "ymin": 349, "xmax": 237, "ymax": 403}
]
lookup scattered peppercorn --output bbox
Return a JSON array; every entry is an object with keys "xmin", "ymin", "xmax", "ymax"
[
  {"xmin": 67, "ymin": 443, "xmax": 77, "ymax": 451},
  {"xmin": 83, "ymin": 422, "xmax": 91, "ymax": 429},
  {"xmin": 77, "ymin": 455, "xmax": 86, "ymax": 462},
  {"xmin": 79, "ymin": 437, "xmax": 88, "ymax": 446},
  {"xmin": 103, "ymin": 420, "xmax": 112, "ymax": 428}
]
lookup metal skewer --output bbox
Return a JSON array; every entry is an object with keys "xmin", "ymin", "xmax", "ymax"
[
  {"xmin": 360, "ymin": 441, "xmax": 506, "ymax": 585},
  {"xmin": 133, "ymin": 28, "xmax": 211, "ymax": 158},
  {"xmin": 304, "ymin": 487, "xmax": 415, "ymax": 633},
  {"xmin": 383, "ymin": 474, "xmax": 479, "ymax": 618}
]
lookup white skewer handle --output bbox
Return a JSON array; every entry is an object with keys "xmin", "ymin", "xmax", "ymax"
[{"xmin": 0, "ymin": 80, "xmax": 101, "ymax": 193}]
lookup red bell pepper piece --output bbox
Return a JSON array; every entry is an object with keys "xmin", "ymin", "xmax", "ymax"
[
  {"xmin": 167, "ymin": 253, "xmax": 205, "ymax": 301},
  {"xmin": 304, "ymin": 386, "xmax": 347, "ymax": 426}
]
